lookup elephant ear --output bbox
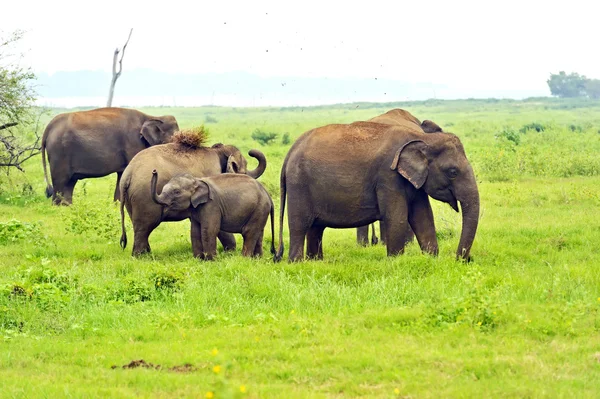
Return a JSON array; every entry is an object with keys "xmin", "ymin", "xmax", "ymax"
[
  {"xmin": 226, "ymin": 155, "xmax": 239, "ymax": 173},
  {"xmin": 191, "ymin": 181, "xmax": 213, "ymax": 208},
  {"xmin": 140, "ymin": 119, "xmax": 165, "ymax": 146},
  {"xmin": 421, "ymin": 120, "xmax": 443, "ymax": 133},
  {"xmin": 390, "ymin": 140, "xmax": 429, "ymax": 189}
]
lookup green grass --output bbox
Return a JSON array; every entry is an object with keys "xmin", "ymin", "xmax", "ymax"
[{"xmin": 1, "ymin": 98, "xmax": 600, "ymax": 398}]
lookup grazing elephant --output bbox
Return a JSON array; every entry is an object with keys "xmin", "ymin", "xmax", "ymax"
[
  {"xmin": 119, "ymin": 131, "xmax": 267, "ymax": 256},
  {"xmin": 275, "ymin": 121, "xmax": 479, "ymax": 262},
  {"xmin": 150, "ymin": 171, "xmax": 275, "ymax": 260},
  {"xmin": 41, "ymin": 107, "xmax": 179, "ymax": 205},
  {"xmin": 356, "ymin": 109, "xmax": 444, "ymax": 246}
]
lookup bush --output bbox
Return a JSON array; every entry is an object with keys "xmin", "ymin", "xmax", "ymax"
[
  {"xmin": 204, "ymin": 115, "xmax": 218, "ymax": 124},
  {"xmin": 251, "ymin": 129, "xmax": 278, "ymax": 146},
  {"xmin": 0, "ymin": 219, "xmax": 44, "ymax": 244},
  {"xmin": 496, "ymin": 128, "xmax": 520, "ymax": 146},
  {"xmin": 520, "ymin": 123, "xmax": 545, "ymax": 133},
  {"xmin": 281, "ymin": 132, "xmax": 291, "ymax": 145},
  {"xmin": 64, "ymin": 193, "xmax": 120, "ymax": 242}
]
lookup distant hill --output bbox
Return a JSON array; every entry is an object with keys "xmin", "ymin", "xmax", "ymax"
[{"xmin": 34, "ymin": 69, "xmax": 550, "ymax": 107}]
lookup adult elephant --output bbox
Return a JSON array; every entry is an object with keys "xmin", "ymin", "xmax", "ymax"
[
  {"xmin": 275, "ymin": 121, "xmax": 479, "ymax": 262},
  {"xmin": 41, "ymin": 107, "xmax": 179, "ymax": 205},
  {"xmin": 356, "ymin": 109, "xmax": 443, "ymax": 246},
  {"xmin": 119, "ymin": 131, "xmax": 267, "ymax": 256}
]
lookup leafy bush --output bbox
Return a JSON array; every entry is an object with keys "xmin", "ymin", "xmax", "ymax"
[
  {"xmin": 281, "ymin": 132, "xmax": 291, "ymax": 145},
  {"xmin": 0, "ymin": 219, "xmax": 44, "ymax": 244},
  {"xmin": 520, "ymin": 122, "xmax": 545, "ymax": 133},
  {"xmin": 251, "ymin": 129, "xmax": 278, "ymax": 145},
  {"xmin": 204, "ymin": 114, "xmax": 218, "ymax": 124},
  {"xmin": 496, "ymin": 128, "xmax": 520, "ymax": 146},
  {"xmin": 64, "ymin": 194, "xmax": 120, "ymax": 241}
]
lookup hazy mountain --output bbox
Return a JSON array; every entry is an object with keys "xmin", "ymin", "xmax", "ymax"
[{"xmin": 34, "ymin": 69, "xmax": 549, "ymax": 107}]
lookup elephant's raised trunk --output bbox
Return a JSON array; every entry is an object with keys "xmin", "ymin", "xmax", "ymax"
[
  {"xmin": 246, "ymin": 149, "xmax": 267, "ymax": 179},
  {"xmin": 150, "ymin": 170, "xmax": 169, "ymax": 207},
  {"xmin": 455, "ymin": 175, "xmax": 480, "ymax": 260}
]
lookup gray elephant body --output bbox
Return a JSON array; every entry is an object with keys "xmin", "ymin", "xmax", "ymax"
[
  {"xmin": 119, "ymin": 139, "xmax": 266, "ymax": 256},
  {"xmin": 275, "ymin": 121, "xmax": 479, "ymax": 262},
  {"xmin": 356, "ymin": 109, "xmax": 443, "ymax": 246},
  {"xmin": 151, "ymin": 172, "xmax": 275, "ymax": 260},
  {"xmin": 41, "ymin": 107, "xmax": 179, "ymax": 205}
]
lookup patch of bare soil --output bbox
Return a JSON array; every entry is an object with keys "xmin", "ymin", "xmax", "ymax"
[{"xmin": 111, "ymin": 359, "xmax": 197, "ymax": 373}]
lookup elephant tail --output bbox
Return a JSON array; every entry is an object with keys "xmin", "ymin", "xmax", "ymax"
[
  {"xmin": 119, "ymin": 182, "xmax": 128, "ymax": 250},
  {"xmin": 273, "ymin": 162, "xmax": 286, "ymax": 262},
  {"xmin": 41, "ymin": 127, "xmax": 53, "ymax": 198},
  {"xmin": 269, "ymin": 198, "xmax": 276, "ymax": 256}
]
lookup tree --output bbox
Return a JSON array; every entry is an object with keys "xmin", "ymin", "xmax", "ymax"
[
  {"xmin": 0, "ymin": 30, "xmax": 42, "ymax": 173},
  {"xmin": 107, "ymin": 28, "xmax": 133, "ymax": 107},
  {"xmin": 584, "ymin": 79, "xmax": 600, "ymax": 99},
  {"xmin": 547, "ymin": 71, "xmax": 587, "ymax": 98}
]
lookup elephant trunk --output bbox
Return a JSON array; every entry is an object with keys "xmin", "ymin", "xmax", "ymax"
[
  {"xmin": 455, "ymin": 176, "xmax": 480, "ymax": 260},
  {"xmin": 150, "ymin": 170, "xmax": 169, "ymax": 207},
  {"xmin": 246, "ymin": 149, "xmax": 267, "ymax": 179}
]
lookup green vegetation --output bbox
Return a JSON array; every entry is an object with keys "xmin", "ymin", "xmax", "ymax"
[
  {"xmin": 547, "ymin": 71, "xmax": 600, "ymax": 99},
  {"xmin": 1, "ymin": 98, "xmax": 600, "ymax": 397}
]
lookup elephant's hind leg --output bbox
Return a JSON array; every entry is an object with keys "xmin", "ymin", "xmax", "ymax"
[
  {"xmin": 242, "ymin": 229, "xmax": 263, "ymax": 258},
  {"xmin": 217, "ymin": 231, "xmax": 237, "ymax": 252}
]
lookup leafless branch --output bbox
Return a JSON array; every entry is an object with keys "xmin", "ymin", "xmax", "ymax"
[
  {"xmin": 0, "ymin": 122, "xmax": 18, "ymax": 131},
  {"xmin": 107, "ymin": 28, "xmax": 133, "ymax": 107},
  {"xmin": 0, "ymin": 113, "xmax": 44, "ymax": 173}
]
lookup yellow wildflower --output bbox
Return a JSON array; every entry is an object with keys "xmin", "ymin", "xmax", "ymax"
[
  {"xmin": 211, "ymin": 348, "xmax": 218, "ymax": 356},
  {"xmin": 240, "ymin": 385, "xmax": 247, "ymax": 393},
  {"xmin": 290, "ymin": 309, "xmax": 295, "ymax": 314},
  {"xmin": 394, "ymin": 388, "xmax": 400, "ymax": 395},
  {"xmin": 477, "ymin": 321, "xmax": 482, "ymax": 326},
  {"xmin": 205, "ymin": 392, "xmax": 214, "ymax": 399},
  {"xmin": 213, "ymin": 365, "xmax": 221, "ymax": 374}
]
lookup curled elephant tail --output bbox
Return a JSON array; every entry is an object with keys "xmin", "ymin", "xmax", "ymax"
[
  {"xmin": 41, "ymin": 129, "xmax": 53, "ymax": 198},
  {"xmin": 119, "ymin": 183, "xmax": 128, "ymax": 250},
  {"xmin": 273, "ymin": 163, "xmax": 286, "ymax": 262}
]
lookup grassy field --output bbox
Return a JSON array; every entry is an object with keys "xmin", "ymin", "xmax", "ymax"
[{"xmin": 1, "ymin": 98, "xmax": 600, "ymax": 398}]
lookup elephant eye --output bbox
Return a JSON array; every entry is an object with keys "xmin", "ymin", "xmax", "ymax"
[{"xmin": 446, "ymin": 168, "xmax": 459, "ymax": 179}]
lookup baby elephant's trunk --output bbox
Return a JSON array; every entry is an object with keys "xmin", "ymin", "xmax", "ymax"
[{"xmin": 150, "ymin": 170, "xmax": 168, "ymax": 206}]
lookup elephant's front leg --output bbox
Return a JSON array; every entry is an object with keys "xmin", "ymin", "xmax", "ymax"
[
  {"xmin": 200, "ymin": 212, "xmax": 221, "ymax": 261},
  {"xmin": 306, "ymin": 225, "xmax": 325, "ymax": 260},
  {"xmin": 382, "ymin": 201, "xmax": 410, "ymax": 256},
  {"xmin": 408, "ymin": 190, "xmax": 439, "ymax": 256},
  {"xmin": 356, "ymin": 225, "xmax": 369, "ymax": 246},
  {"xmin": 190, "ymin": 218, "xmax": 205, "ymax": 258}
]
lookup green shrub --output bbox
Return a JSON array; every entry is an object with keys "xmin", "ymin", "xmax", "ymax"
[
  {"xmin": 0, "ymin": 219, "xmax": 44, "ymax": 245},
  {"xmin": 496, "ymin": 128, "xmax": 520, "ymax": 146},
  {"xmin": 64, "ymin": 195, "xmax": 120, "ymax": 242},
  {"xmin": 520, "ymin": 122, "xmax": 545, "ymax": 133},
  {"xmin": 251, "ymin": 129, "xmax": 278, "ymax": 146},
  {"xmin": 204, "ymin": 114, "xmax": 218, "ymax": 124},
  {"xmin": 281, "ymin": 132, "xmax": 291, "ymax": 145}
]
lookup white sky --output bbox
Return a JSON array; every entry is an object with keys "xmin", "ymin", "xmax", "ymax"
[{"xmin": 3, "ymin": 0, "xmax": 599, "ymax": 93}]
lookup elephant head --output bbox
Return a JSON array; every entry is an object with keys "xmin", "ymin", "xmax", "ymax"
[
  {"xmin": 390, "ymin": 133, "xmax": 480, "ymax": 260},
  {"xmin": 140, "ymin": 116, "xmax": 180, "ymax": 146},
  {"xmin": 211, "ymin": 143, "xmax": 267, "ymax": 178},
  {"xmin": 151, "ymin": 170, "xmax": 210, "ymax": 212}
]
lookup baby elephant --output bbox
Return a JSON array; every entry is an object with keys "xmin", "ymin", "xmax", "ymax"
[{"xmin": 151, "ymin": 170, "xmax": 275, "ymax": 260}]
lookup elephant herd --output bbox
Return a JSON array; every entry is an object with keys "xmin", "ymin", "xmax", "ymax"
[{"xmin": 40, "ymin": 107, "xmax": 479, "ymax": 262}]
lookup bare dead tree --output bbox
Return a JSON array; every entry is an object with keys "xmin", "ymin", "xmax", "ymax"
[{"xmin": 106, "ymin": 28, "xmax": 133, "ymax": 107}]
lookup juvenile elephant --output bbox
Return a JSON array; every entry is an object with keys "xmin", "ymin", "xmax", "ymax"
[
  {"xmin": 41, "ymin": 107, "xmax": 179, "ymax": 205},
  {"xmin": 119, "ymin": 131, "xmax": 267, "ymax": 256},
  {"xmin": 275, "ymin": 121, "xmax": 479, "ymax": 262},
  {"xmin": 356, "ymin": 109, "xmax": 444, "ymax": 246},
  {"xmin": 150, "ymin": 171, "xmax": 275, "ymax": 260}
]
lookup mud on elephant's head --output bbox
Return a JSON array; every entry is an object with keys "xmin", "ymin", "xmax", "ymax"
[
  {"xmin": 211, "ymin": 143, "xmax": 267, "ymax": 178},
  {"xmin": 140, "ymin": 116, "xmax": 180, "ymax": 146},
  {"xmin": 151, "ymin": 171, "xmax": 208, "ymax": 212},
  {"xmin": 391, "ymin": 132, "xmax": 480, "ymax": 260}
]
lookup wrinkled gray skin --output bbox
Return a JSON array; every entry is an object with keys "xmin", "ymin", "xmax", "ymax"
[
  {"xmin": 275, "ymin": 121, "xmax": 479, "ymax": 262},
  {"xmin": 356, "ymin": 109, "xmax": 444, "ymax": 246},
  {"xmin": 151, "ymin": 171, "xmax": 276, "ymax": 260},
  {"xmin": 41, "ymin": 107, "xmax": 179, "ymax": 205},
  {"xmin": 120, "ymin": 142, "xmax": 266, "ymax": 256}
]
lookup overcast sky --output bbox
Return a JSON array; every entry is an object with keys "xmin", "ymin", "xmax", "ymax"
[{"xmin": 3, "ymin": 0, "xmax": 599, "ymax": 101}]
